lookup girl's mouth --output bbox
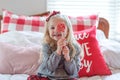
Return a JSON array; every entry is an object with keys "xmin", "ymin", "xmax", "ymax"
[{"xmin": 53, "ymin": 33, "xmax": 62, "ymax": 37}]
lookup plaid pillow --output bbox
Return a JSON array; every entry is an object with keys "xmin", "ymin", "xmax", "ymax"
[
  {"xmin": 1, "ymin": 9, "xmax": 47, "ymax": 33},
  {"xmin": 69, "ymin": 15, "xmax": 98, "ymax": 31}
]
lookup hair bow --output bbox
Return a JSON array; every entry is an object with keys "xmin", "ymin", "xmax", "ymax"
[{"xmin": 46, "ymin": 11, "xmax": 60, "ymax": 22}]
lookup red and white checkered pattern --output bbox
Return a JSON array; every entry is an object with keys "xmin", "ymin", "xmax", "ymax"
[
  {"xmin": 1, "ymin": 9, "xmax": 46, "ymax": 33},
  {"xmin": 69, "ymin": 15, "xmax": 98, "ymax": 31},
  {"xmin": 1, "ymin": 9, "xmax": 98, "ymax": 34}
]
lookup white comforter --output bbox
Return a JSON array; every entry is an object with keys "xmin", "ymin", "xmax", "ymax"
[
  {"xmin": 0, "ymin": 74, "xmax": 28, "ymax": 80},
  {"xmin": 0, "ymin": 31, "xmax": 120, "ymax": 80}
]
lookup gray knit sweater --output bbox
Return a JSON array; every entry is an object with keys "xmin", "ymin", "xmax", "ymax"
[{"xmin": 37, "ymin": 43, "xmax": 81, "ymax": 80}]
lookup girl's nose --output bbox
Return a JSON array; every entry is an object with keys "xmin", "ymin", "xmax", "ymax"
[
  {"xmin": 52, "ymin": 28, "xmax": 57, "ymax": 34},
  {"xmin": 54, "ymin": 27, "xmax": 58, "ymax": 32}
]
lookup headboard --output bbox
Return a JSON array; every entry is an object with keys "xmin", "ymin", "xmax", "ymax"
[
  {"xmin": 98, "ymin": 18, "xmax": 109, "ymax": 38},
  {"xmin": 0, "ymin": 12, "xmax": 109, "ymax": 38}
]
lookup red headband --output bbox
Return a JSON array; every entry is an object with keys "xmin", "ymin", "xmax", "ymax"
[{"xmin": 46, "ymin": 11, "xmax": 60, "ymax": 22}]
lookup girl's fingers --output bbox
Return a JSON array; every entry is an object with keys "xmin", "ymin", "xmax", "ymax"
[
  {"xmin": 58, "ymin": 38, "xmax": 67, "ymax": 45},
  {"xmin": 62, "ymin": 46, "xmax": 69, "ymax": 53},
  {"xmin": 60, "ymin": 38, "xmax": 66, "ymax": 42}
]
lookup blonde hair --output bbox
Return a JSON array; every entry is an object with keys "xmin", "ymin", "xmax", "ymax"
[{"xmin": 43, "ymin": 14, "xmax": 81, "ymax": 58}]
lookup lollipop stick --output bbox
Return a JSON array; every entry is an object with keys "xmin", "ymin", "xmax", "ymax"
[{"xmin": 61, "ymin": 32, "xmax": 64, "ymax": 38}]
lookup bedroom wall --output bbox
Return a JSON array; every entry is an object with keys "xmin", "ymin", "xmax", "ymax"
[{"xmin": 0, "ymin": 0, "xmax": 47, "ymax": 15}]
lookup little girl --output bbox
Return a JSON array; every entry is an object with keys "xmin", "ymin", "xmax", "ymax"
[{"xmin": 27, "ymin": 11, "xmax": 82, "ymax": 80}]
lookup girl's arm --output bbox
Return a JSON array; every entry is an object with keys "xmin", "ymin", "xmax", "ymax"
[
  {"xmin": 64, "ymin": 45, "xmax": 81, "ymax": 77},
  {"xmin": 37, "ymin": 44, "xmax": 61, "ymax": 74}
]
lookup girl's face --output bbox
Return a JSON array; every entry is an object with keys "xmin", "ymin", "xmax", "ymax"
[{"xmin": 48, "ymin": 17, "xmax": 68, "ymax": 41}]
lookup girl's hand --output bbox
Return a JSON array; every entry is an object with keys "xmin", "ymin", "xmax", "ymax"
[
  {"xmin": 62, "ymin": 46, "xmax": 70, "ymax": 61},
  {"xmin": 56, "ymin": 38, "xmax": 67, "ymax": 55}
]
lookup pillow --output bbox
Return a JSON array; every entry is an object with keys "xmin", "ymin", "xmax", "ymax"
[
  {"xmin": 1, "ymin": 9, "xmax": 46, "ymax": 33},
  {"xmin": 0, "ymin": 42, "xmax": 42, "ymax": 75},
  {"xmin": 0, "ymin": 31, "xmax": 44, "ymax": 47},
  {"xmin": 96, "ymin": 29, "xmax": 120, "ymax": 68},
  {"xmin": 100, "ymin": 39, "xmax": 120, "ymax": 69},
  {"xmin": 96, "ymin": 29, "xmax": 106, "ymax": 42},
  {"xmin": 74, "ymin": 26, "xmax": 111, "ymax": 77},
  {"xmin": 69, "ymin": 14, "xmax": 98, "ymax": 32}
]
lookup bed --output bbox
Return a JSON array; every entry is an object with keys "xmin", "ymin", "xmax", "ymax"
[{"xmin": 0, "ymin": 10, "xmax": 120, "ymax": 80}]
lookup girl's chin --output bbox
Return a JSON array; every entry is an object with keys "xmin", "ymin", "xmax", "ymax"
[{"xmin": 53, "ymin": 37, "xmax": 61, "ymax": 41}]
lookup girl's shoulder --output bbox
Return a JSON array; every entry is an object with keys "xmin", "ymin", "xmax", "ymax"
[
  {"xmin": 42, "ymin": 43, "xmax": 51, "ymax": 50},
  {"xmin": 42, "ymin": 43, "xmax": 48, "ymax": 46},
  {"xmin": 73, "ymin": 42, "xmax": 81, "ymax": 49}
]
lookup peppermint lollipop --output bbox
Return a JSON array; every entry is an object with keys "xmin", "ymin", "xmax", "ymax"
[{"xmin": 57, "ymin": 23, "xmax": 66, "ymax": 38}]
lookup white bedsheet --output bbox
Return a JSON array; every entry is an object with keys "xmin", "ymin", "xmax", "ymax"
[
  {"xmin": 1, "ymin": 68, "xmax": 120, "ymax": 80},
  {"xmin": 0, "ymin": 74, "xmax": 28, "ymax": 80}
]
